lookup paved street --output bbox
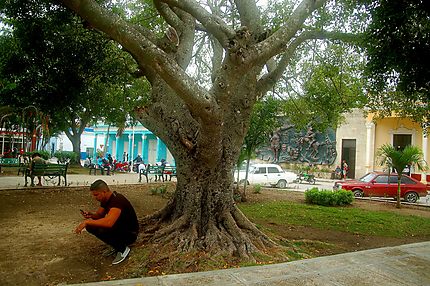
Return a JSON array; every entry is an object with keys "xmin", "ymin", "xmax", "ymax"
[{"xmin": 1, "ymin": 172, "xmax": 429, "ymax": 206}]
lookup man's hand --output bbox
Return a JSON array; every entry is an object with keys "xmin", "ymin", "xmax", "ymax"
[
  {"xmin": 80, "ymin": 209, "xmax": 92, "ymax": 219},
  {"xmin": 75, "ymin": 220, "xmax": 88, "ymax": 234}
]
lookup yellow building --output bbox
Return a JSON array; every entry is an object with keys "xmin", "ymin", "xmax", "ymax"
[{"xmin": 335, "ymin": 109, "xmax": 429, "ymax": 183}]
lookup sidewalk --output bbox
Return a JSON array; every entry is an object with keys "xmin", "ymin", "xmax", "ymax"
[{"xmin": 68, "ymin": 241, "xmax": 430, "ymax": 286}]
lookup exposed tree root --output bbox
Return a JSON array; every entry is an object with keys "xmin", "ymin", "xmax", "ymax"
[{"xmin": 138, "ymin": 199, "xmax": 281, "ymax": 262}]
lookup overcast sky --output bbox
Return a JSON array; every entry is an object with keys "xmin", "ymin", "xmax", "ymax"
[{"xmin": 257, "ymin": 0, "xmax": 268, "ymax": 8}]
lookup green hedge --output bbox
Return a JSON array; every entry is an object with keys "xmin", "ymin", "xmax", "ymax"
[
  {"xmin": 53, "ymin": 151, "xmax": 77, "ymax": 163},
  {"xmin": 305, "ymin": 188, "xmax": 354, "ymax": 206},
  {"xmin": 25, "ymin": 150, "xmax": 51, "ymax": 160}
]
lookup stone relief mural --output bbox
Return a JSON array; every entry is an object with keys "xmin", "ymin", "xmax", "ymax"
[{"xmin": 256, "ymin": 124, "xmax": 337, "ymax": 165}]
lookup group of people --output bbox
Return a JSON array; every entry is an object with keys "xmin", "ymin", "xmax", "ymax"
[
  {"xmin": 84, "ymin": 153, "xmax": 147, "ymax": 175},
  {"xmin": 335, "ymin": 160, "xmax": 349, "ymax": 179},
  {"xmin": 83, "ymin": 153, "xmax": 171, "ymax": 177}
]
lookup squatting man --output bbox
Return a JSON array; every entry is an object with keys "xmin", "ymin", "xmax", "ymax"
[{"xmin": 75, "ymin": 179, "xmax": 139, "ymax": 265}]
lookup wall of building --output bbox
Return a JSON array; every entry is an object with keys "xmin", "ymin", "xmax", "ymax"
[
  {"xmin": 372, "ymin": 117, "xmax": 427, "ymax": 174},
  {"xmin": 336, "ymin": 109, "xmax": 429, "ymax": 182},
  {"xmin": 335, "ymin": 109, "xmax": 369, "ymax": 179},
  {"xmin": 53, "ymin": 123, "xmax": 175, "ymax": 166}
]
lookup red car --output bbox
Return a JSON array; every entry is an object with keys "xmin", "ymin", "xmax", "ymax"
[{"xmin": 333, "ymin": 172, "xmax": 429, "ymax": 203}]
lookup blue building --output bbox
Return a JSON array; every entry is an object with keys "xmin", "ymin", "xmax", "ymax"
[
  {"xmin": 92, "ymin": 123, "xmax": 174, "ymax": 165},
  {"xmin": 53, "ymin": 123, "xmax": 174, "ymax": 165}
]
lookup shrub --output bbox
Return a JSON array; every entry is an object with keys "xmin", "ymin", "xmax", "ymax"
[
  {"xmin": 253, "ymin": 184, "xmax": 262, "ymax": 194},
  {"xmin": 305, "ymin": 188, "xmax": 354, "ymax": 206},
  {"xmin": 26, "ymin": 150, "xmax": 51, "ymax": 160},
  {"xmin": 54, "ymin": 151, "xmax": 77, "ymax": 163},
  {"xmin": 150, "ymin": 185, "xmax": 167, "ymax": 196},
  {"xmin": 233, "ymin": 192, "xmax": 242, "ymax": 202}
]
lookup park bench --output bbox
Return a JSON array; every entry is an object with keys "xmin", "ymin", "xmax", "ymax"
[
  {"xmin": 24, "ymin": 163, "xmax": 68, "ymax": 187},
  {"xmin": 0, "ymin": 158, "xmax": 25, "ymax": 175},
  {"xmin": 139, "ymin": 165, "xmax": 165, "ymax": 183},
  {"xmin": 163, "ymin": 166, "xmax": 177, "ymax": 181},
  {"xmin": 88, "ymin": 164, "xmax": 113, "ymax": 175}
]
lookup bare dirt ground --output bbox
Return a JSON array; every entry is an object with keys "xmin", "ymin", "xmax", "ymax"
[{"xmin": 0, "ymin": 183, "xmax": 429, "ymax": 286}]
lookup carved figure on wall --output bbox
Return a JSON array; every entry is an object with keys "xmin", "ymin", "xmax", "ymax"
[
  {"xmin": 257, "ymin": 121, "xmax": 337, "ymax": 165},
  {"xmin": 270, "ymin": 132, "xmax": 281, "ymax": 163},
  {"xmin": 303, "ymin": 125, "xmax": 317, "ymax": 147},
  {"xmin": 278, "ymin": 143, "xmax": 288, "ymax": 162},
  {"xmin": 324, "ymin": 135, "xmax": 337, "ymax": 164},
  {"xmin": 308, "ymin": 141, "xmax": 323, "ymax": 160},
  {"xmin": 288, "ymin": 146, "xmax": 300, "ymax": 161}
]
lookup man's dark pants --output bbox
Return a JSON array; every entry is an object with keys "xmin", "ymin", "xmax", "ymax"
[{"xmin": 86, "ymin": 225, "xmax": 137, "ymax": 252}]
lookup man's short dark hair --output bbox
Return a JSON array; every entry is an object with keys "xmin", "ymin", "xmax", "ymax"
[
  {"xmin": 32, "ymin": 152, "xmax": 41, "ymax": 158},
  {"xmin": 90, "ymin": 179, "xmax": 109, "ymax": 191}
]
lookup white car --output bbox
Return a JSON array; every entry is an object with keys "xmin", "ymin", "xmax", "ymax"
[{"xmin": 234, "ymin": 163, "xmax": 297, "ymax": 188}]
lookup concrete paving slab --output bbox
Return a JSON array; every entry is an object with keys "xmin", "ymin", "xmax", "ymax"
[{"xmin": 66, "ymin": 241, "xmax": 430, "ymax": 286}]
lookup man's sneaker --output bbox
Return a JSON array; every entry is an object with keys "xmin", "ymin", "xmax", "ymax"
[
  {"xmin": 112, "ymin": 246, "xmax": 130, "ymax": 265},
  {"xmin": 102, "ymin": 247, "xmax": 116, "ymax": 257}
]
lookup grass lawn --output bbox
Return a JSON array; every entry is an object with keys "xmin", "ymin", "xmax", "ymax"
[{"xmin": 240, "ymin": 200, "xmax": 430, "ymax": 238}]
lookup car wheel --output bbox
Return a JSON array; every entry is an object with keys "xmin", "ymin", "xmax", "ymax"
[
  {"xmin": 310, "ymin": 178, "xmax": 316, "ymax": 184},
  {"xmin": 277, "ymin": 180, "xmax": 287, "ymax": 189},
  {"xmin": 353, "ymin": 190, "xmax": 364, "ymax": 198},
  {"xmin": 404, "ymin": 192, "xmax": 418, "ymax": 203}
]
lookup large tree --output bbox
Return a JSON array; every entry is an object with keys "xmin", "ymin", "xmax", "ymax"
[{"xmin": 58, "ymin": 0, "xmax": 365, "ymax": 259}]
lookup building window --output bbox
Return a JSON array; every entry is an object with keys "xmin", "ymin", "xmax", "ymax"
[{"xmin": 393, "ymin": 134, "xmax": 412, "ymax": 151}]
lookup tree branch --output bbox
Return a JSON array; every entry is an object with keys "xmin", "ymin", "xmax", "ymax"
[
  {"xmin": 59, "ymin": 0, "xmax": 219, "ymax": 122},
  {"xmin": 174, "ymin": 10, "xmax": 196, "ymax": 69},
  {"xmin": 210, "ymin": 35, "xmax": 224, "ymax": 83},
  {"xmin": 233, "ymin": 0, "xmax": 262, "ymax": 35},
  {"xmin": 160, "ymin": 0, "xmax": 235, "ymax": 47},
  {"xmin": 249, "ymin": 0, "xmax": 327, "ymax": 66},
  {"xmin": 257, "ymin": 30, "xmax": 361, "ymax": 95},
  {"xmin": 153, "ymin": 0, "xmax": 183, "ymax": 30}
]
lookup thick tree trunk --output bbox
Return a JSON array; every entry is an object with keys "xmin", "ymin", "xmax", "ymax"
[
  {"xmin": 71, "ymin": 136, "xmax": 81, "ymax": 164},
  {"xmin": 65, "ymin": 131, "xmax": 82, "ymax": 165},
  {"xmin": 136, "ymin": 56, "xmax": 270, "ymax": 259},
  {"xmin": 141, "ymin": 160, "xmax": 276, "ymax": 260}
]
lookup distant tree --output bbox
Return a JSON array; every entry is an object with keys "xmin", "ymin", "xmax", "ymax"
[
  {"xmin": 377, "ymin": 144, "xmax": 427, "ymax": 208},
  {"xmin": 0, "ymin": 1, "xmax": 143, "ymax": 163},
  {"xmin": 238, "ymin": 98, "xmax": 281, "ymax": 201},
  {"xmin": 364, "ymin": 0, "xmax": 430, "ymax": 130}
]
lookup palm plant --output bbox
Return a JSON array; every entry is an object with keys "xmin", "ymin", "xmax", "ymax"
[{"xmin": 376, "ymin": 144, "xmax": 427, "ymax": 208}]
